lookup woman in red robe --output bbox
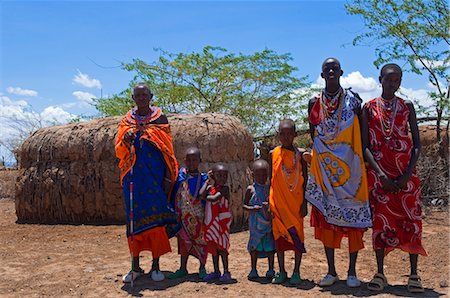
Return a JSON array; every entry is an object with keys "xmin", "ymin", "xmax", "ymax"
[{"xmin": 362, "ymin": 64, "xmax": 426, "ymax": 293}]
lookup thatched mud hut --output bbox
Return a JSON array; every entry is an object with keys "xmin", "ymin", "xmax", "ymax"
[{"xmin": 16, "ymin": 113, "xmax": 253, "ymax": 229}]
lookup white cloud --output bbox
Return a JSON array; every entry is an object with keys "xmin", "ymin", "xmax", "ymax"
[
  {"xmin": 398, "ymin": 87, "xmax": 434, "ymax": 108},
  {"xmin": 72, "ymin": 70, "xmax": 102, "ymax": 89},
  {"xmin": 6, "ymin": 86, "xmax": 38, "ymax": 97},
  {"xmin": 340, "ymin": 72, "xmax": 378, "ymax": 92},
  {"xmin": 72, "ymin": 91, "xmax": 96, "ymax": 104},
  {"xmin": 40, "ymin": 106, "xmax": 74, "ymax": 124},
  {"xmin": 0, "ymin": 95, "xmax": 75, "ymax": 144}
]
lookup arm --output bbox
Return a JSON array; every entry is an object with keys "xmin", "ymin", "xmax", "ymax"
[
  {"xmin": 308, "ymin": 98, "xmax": 316, "ymax": 141},
  {"xmin": 243, "ymin": 185, "xmax": 261, "ymax": 211},
  {"xmin": 361, "ymin": 106, "xmax": 399, "ymax": 193},
  {"xmin": 199, "ymin": 178, "xmax": 211, "ymax": 200},
  {"xmin": 395, "ymin": 101, "xmax": 421, "ymax": 189},
  {"xmin": 299, "ymin": 147, "xmax": 309, "ymax": 217}
]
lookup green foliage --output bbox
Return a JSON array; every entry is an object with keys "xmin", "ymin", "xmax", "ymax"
[
  {"xmin": 94, "ymin": 46, "xmax": 311, "ymax": 136},
  {"xmin": 345, "ymin": 0, "xmax": 450, "ymax": 141}
]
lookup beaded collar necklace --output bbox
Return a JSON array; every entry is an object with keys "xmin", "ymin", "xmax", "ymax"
[
  {"xmin": 376, "ymin": 96, "xmax": 398, "ymax": 139},
  {"xmin": 281, "ymin": 148, "xmax": 300, "ymax": 192}
]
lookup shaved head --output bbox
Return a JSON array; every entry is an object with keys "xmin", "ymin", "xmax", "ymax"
[
  {"xmin": 185, "ymin": 146, "xmax": 201, "ymax": 158},
  {"xmin": 133, "ymin": 82, "xmax": 153, "ymax": 97},
  {"xmin": 380, "ymin": 63, "xmax": 402, "ymax": 77},
  {"xmin": 252, "ymin": 159, "xmax": 269, "ymax": 171},
  {"xmin": 322, "ymin": 57, "xmax": 341, "ymax": 70},
  {"xmin": 212, "ymin": 163, "xmax": 228, "ymax": 173},
  {"xmin": 279, "ymin": 119, "xmax": 296, "ymax": 132}
]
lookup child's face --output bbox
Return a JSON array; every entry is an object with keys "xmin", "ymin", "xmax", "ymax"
[
  {"xmin": 185, "ymin": 153, "xmax": 200, "ymax": 172},
  {"xmin": 212, "ymin": 169, "xmax": 228, "ymax": 186},
  {"xmin": 132, "ymin": 86, "xmax": 152, "ymax": 108},
  {"xmin": 380, "ymin": 70, "xmax": 402, "ymax": 96},
  {"xmin": 278, "ymin": 125, "xmax": 296, "ymax": 148},
  {"xmin": 253, "ymin": 167, "xmax": 268, "ymax": 185}
]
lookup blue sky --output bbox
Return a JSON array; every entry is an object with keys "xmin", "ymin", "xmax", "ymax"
[{"xmin": 0, "ymin": 0, "xmax": 440, "ymax": 162}]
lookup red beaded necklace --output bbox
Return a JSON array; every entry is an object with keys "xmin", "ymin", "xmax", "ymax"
[{"xmin": 376, "ymin": 96, "xmax": 398, "ymax": 139}]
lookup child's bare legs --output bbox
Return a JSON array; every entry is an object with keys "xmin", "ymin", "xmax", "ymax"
[
  {"xmin": 180, "ymin": 255, "xmax": 189, "ymax": 272},
  {"xmin": 203, "ymin": 253, "xmax": 221, "ymax": 281},
  {"xmin": 277, "ymin": 251, "xmax": 286, "ymax": 273},
  {"xmin": 268, "ymin": 252, "xmax": 275, "ymax": 271},
  {"xmin": 219, "ymin": 250, "xmax": 229, "ymax": 273},
  {"xmin": 294, "ymin": 252, "xmax": 302, "ymax": 273},
  {"xmin": 250, "ymin": 251, "xmax": 258, "ymax": 270},
  {"xmin": 212, "ymin": 254, "xmax": 220, "ymax": 273}
]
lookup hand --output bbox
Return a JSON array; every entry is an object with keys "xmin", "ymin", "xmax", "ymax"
[
  {"xmin": 395, "ymin": 174, "xmax": 410, "ymax": 190},
  {"xmin": 206, "ymin": 170, "xmax": 215, "ymax": 186},
  {"xmin": 123, "ymin": 131, "xmax": 136, "ymax": 146},
  {"xmin": 380, "ymin": 174, "xmax": 400, "ymax": 193},
  {"xmin": 302, "ymin": 151, "xmax": 312, "ymax": 164},
  {"xmin": 253, "ymin": 205, "xmax": 262, "ymax": 210}
]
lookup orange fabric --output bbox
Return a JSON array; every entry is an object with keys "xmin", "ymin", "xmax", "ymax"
[
  {"xmin": 115, "ymin": 116, "xmax": 178, "ymax": 186},
  {"xmin": 314, "ymin": 227, "xmax": 364, "ymax": 253},
  {"xmin": 269, "ymin": 146, "xmax": 305, "ymax": 244},
  {"xmin": 312, "ymin": 207, "xmax": 365, "ymax": 253},
  {"xmin": 127, "ymin": 226, "xmax": 171, "ymax": 258}
]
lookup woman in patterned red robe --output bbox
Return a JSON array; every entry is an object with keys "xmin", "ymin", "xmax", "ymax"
[{"xmin": 362, "ymin": 64, "xmax": 426, "ymax": 293}]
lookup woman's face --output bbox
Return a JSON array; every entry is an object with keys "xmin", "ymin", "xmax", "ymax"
[{"xmin": 132, "ymin": 86, "xmax": 152, "ymax": 108}]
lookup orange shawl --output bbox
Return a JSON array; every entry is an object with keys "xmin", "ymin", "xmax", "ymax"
[{"xmin": 115, "ymin": 112, "xmax": 178, "ymax": 186}]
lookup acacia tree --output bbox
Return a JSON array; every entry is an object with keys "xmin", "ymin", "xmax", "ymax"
[
  {"xmin": 94, "ymin": 46, "xmax": 310, "ymax": 136},
  {"xmin": 345, "ymin": 0, "xmax": 449, "ymax": 143}
]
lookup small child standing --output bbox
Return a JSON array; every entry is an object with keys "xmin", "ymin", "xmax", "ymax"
[
  {"xmin": 244, "ymin": 159, "xmax": 275, "ymax": 280},
  {"xmin": 168, "ymin": 147, "xmax": 209, "ymax": 280},
  {"xmin": 200, "ymin": 163, "xmax": 232, "ymax": 282},
  {"xmin": 270, "ymin": 119, "xmax": 309, "ymax": 285}
]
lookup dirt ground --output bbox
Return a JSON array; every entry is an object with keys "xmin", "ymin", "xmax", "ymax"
[{"xmin": 0, "ymin": 198, "xmax": 448, "ymax": 297}]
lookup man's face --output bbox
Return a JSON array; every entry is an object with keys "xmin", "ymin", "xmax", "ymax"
[{"xmin": 321, "ymin": 60, "xmax": 342, "ymax": 84}]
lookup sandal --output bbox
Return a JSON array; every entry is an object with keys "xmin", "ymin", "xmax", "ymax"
[
  {"xmin": 168, "ymin": 269, "xmax": 188, "ymax": 279},
  {"xmin": 247, "ymin": 268, "xmax": 259, "ymax": 280},
  {"xmin": 198, "ymin": 267, "xmax": 207, "ymax": 280},
  {"xmin": 408, "ymin": 275, "xmax": 424, "ymax": 293},
  {"xmin": 367, "ymin": 273, "xmax": 387, "ymax": 291},
  {"xmin": 289, "ymin": 272, "xmax": 302, "ymax": 285},
  {"xmin": 319, "ymin": 274, "xmax": 339, "ymax": 287},
  {"xmin": 272, "ymin": 271, "xmax": 287, "ymax": 284},
  {"xmin": 122, "ymin": 269, "xmax": 144, "ymax": 283}
]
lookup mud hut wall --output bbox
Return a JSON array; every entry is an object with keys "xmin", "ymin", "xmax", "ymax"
[{"xmin": 16, "ymin": 114, "xmax": 254, "ymax": 229}]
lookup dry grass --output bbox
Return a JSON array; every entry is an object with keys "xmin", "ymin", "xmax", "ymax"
[
  {"xmin": 0, "ymin": 169, "xmax": 18, "ymax": 199},
  {"xmin": 417, "ymin": 144, "xmax": 449, "ymax": 207}
]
